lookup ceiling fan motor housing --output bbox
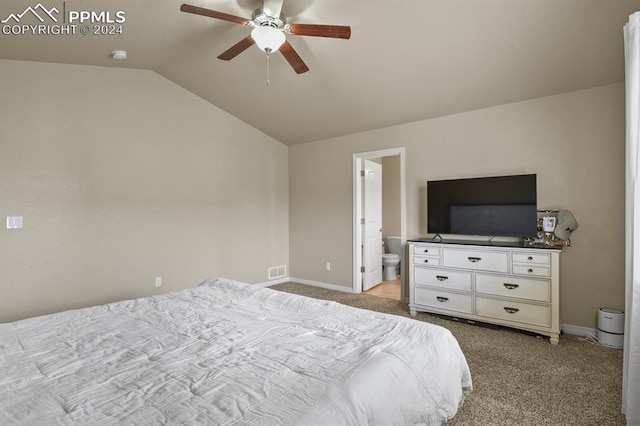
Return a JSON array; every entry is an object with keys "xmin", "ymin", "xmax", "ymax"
[{"xmin": 252, "ymin": 9, "xmax": 285, "ymax": 30}]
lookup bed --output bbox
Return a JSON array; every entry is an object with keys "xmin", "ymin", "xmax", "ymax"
[{"xmin": 0, "ymin": 277, "xmax": 472, "ymax": 425}]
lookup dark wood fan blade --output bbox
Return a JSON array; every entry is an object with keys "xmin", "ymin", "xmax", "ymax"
[
  {"xmin": 180, "ymin": 4, "xmax": 250, "ymax": 25},
  {"xmin": 288, "ymin": 24, "xmax": 351, "ymax": 39},
  {"xmin": 218, "ymin": 36, "xmax": 256, "ymax": 61},
  {"xmin": 279, "ymin": 41, "xmax": 309, "ymax": 74}
]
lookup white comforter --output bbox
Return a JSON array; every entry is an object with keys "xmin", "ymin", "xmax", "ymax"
[{"xmin": 0, "ymin": 278, "xmax": 472, "ymax": 425}]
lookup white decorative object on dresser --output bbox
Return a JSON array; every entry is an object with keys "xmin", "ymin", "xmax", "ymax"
[{"xmin": 409, "ymin": 240, "xmax": 561, "ymax": 344}]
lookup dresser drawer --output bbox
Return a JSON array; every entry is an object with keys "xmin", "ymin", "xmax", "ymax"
[
  {"xmin": 512, "ymin": 252, "xmax": 550, "ymax": 266},
  {"xmin": 444, "ymin": 248, "xmax": 509, "ymax": 273},
  {"xmin": 476, "ymin": 297, "xmax": 550, "ymax": 327},
  {"xmin": 476, "ymin": 274, "xmax": 550, "ymax": 302},
  {"xmin": 412, "ymin": 245, "xmax": 441, "ymax": 257},
  {"xmin": 414, "ymin": 287, "xmax": 473, "ymax": 314},
  {"xmin": 413, "ymin": 256, "xmax": 441, "ymax": 266},
  {"xmin": 512, "ymin": 264, "xmax": 550, "ymax": 277},
  {"xmin": 414, "ymin": 267, "xmax": 472, "ymax": 291}
]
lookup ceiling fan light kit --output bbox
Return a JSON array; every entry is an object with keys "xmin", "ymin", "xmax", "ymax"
[
  {"xmin": 179, "ymin": 2, "xmax": 350, "ymax": 74},
  {"xmin": 251, "ymin": 26, "xmax": 286, "ymax": 54}
]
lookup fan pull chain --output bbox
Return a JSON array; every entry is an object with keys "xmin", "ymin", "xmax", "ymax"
[{"xmin": 266, "ymin": 51, "xmax": 270, "ymax": 86}]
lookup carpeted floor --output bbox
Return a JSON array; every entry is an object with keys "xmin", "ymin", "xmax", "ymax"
[{"xmin": 270, "ymin": 282, "xmax": 626, "ymax": 425}]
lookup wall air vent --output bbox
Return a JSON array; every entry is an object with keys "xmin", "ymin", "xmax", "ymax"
[{"xmin": 268, "ymin": 265, "xmax": 287, "ymax": 280}]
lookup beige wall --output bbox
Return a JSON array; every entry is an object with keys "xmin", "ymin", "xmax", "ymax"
[
  {"xmin": 0, "ymin": 60, "xmax": 289, "ymax": 322},
  {"xmin": 0, "ymin": 58, "xmax": 625, "ymax": 329},
  {"xmin": 289, "ymin": 83, "xmax": 625, "ymax": 329}
]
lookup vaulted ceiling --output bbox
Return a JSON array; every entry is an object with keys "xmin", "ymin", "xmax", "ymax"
[{"xmin": 1, "ymin": 0, "xmax": 638, "ymax": 145}]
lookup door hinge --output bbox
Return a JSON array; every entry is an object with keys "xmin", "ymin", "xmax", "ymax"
[
  {"xmin": 360, "ymin": 170, "xmax": 365, "ymax": 177},
  {"xmin": 360, "ymin": 218, "xmax": 365, "ymax": 225},
  {"xmin": 361, "ymin": 266, "xmax": 365, "ymax": 273}
]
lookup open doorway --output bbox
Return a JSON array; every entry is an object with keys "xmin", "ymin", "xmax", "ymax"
[{"xmin": 352, "ymin": 148, "xmax": 406, "ymax": 302}]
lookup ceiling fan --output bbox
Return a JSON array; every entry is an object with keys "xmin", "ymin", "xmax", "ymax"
[{"xmin": 180, "ymin": 0, "xmax": 351, "ymax": 74}]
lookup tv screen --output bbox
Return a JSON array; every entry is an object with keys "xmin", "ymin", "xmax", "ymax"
[{"xmin": 427, "ymin": 174, "xmax": 537, "ymax": 238}]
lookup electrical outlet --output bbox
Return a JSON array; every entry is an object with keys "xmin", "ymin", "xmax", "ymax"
[
  {"xmin": 326, "ymin": 262, "xmax": 331, "ymax": 271},
  {"xmin": 155, "ymin": 277, "xmax": 162, "ymax": 287},
  {"xmin": 6, "ymin": 216, "xmax": 23, "ymax": 229}
]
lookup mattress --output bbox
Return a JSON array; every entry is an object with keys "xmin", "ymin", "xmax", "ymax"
[{"xmin": 0, "ymin": 277, "xmax": 472, "ymax": 425}]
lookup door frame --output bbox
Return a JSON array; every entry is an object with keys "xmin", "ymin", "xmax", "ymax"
[{"xmin": 352, "ymin": 147, "xmax": 406, "ymax": 301}]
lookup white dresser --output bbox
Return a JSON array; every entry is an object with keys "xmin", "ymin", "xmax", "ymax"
[{"xmin": 408, "ymin": 240, "xmax": 561, "ymax": 344}]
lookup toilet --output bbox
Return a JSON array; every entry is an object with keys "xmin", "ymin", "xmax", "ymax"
[{"xmin": 382, "ymin": 236, "xmax": 401, "ymax": 281}]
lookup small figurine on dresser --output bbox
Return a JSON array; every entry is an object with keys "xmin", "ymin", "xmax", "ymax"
[{"xmin": 525, "ymin": 209, "xmax": 578, "ymax": 247}]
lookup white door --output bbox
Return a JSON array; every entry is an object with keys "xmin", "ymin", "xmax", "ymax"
[{"xmin": 362, "ymin": 160, "xmax": 383, "ymax": 291}]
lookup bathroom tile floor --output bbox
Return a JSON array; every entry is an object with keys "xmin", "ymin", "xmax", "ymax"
[{"xmin": 363, "ymin": 276, "xmax": 401, "ymax": 300}]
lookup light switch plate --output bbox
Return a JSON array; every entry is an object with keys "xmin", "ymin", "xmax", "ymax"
[{"xmin": 6, "ymin": 216, "xmax": 23, "ymax": 229}]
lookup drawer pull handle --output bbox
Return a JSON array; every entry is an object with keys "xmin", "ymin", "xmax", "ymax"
[
  {"xmin": 424, "ymin": 259, "xmax": 429, "ymax": 263},
  {"xmin": 423, "ymin": 249, "xmax": 429, "ymax": 253},
  {"xmin": 528, "ymin": 268, "xmax": 534, "ymax": 273},
  {"xmin": 436, "ymin": 296, "xmax": 449, "ymax": 303},
  {"xmin": 503, "ymin": 283, "xmax": 519, "ymax": 290},
  {"xmin": 504, "ymin": 307, "xmax": 520, "ymax": 314},
  {"xmin": 467, "ymin": 257, "xmax": 481, "ymax": 263},
  {"xmin": 528, "ymin": 256, "xmax": 533, "ymax": 261},
  {"xmin": 436, "ymin": 275, "xmax": 449, "ymax": 281}
]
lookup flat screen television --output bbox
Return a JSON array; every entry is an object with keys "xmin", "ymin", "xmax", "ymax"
[{"xmin": 427, "ymin": 174, "xmax": 537, "ymax": 238}]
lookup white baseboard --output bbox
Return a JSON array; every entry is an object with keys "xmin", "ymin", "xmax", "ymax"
[
  {"xmin": 561, "ymin": 324, "xmax": 596, "ymax": 337},
  {"xmin": 286, "ymin": 277, "xmax": 354, "ymax": 293},
  {"xmin": 253, "ymin": 277, "xmax": 353, "ymax": 293},
  {"xmin": 256, "ymin": 277, "xmax": 353, "ymax": 294},
  {"xmin": 255, "ymin": 277, "xmax": 289, "ymax": 288}
]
